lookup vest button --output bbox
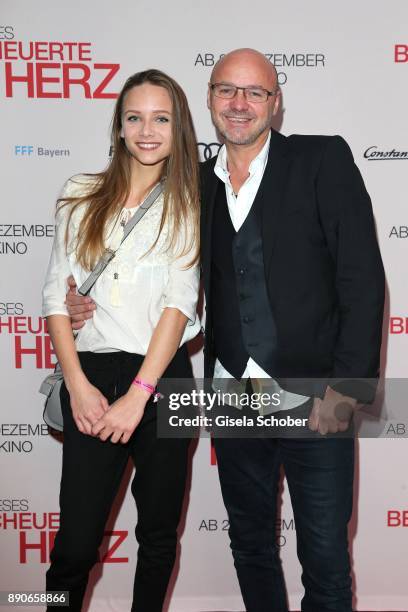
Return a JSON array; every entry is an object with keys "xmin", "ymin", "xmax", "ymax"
[
  {"xmin": 243, "ymin": 316, "xmax": 249, "ymax": 323},
  {"xmin": 239, "ymin": 268, "xmax": 246, "ymax": 275}
]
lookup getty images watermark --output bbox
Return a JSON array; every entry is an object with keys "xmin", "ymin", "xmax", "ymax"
[
  {"xmin": 155, "ymin": 378, "xmax": 408, "ymax": 439},
  {"xmin": 167, "ymin": 388, "xmax": 308, "ymax": 429}
]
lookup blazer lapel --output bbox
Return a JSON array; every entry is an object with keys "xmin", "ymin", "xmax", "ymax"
[
  {"xmin": 260, "ymin": 129, "xmax": 291, "ymax": 280},
  {"xmin": 200, "ymin": 130, "xmax": 291, "ymax": 295},
  {"xmin": 200, "ymin": 158, "xmax": 219, "ymax": 300}
]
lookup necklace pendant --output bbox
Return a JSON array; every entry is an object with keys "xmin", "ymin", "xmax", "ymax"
[{"xmin": 110, "ymin": 272, "xmax": 121, "ymax": 306}]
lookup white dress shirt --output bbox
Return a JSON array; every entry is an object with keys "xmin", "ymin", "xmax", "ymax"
[
  {"xmin": 42, "ymin": 175, "xmax": 200, "ymax": 354},
  {"xmin": 213, "ymin": 134, "xmax": 309, "ymax": 411}
]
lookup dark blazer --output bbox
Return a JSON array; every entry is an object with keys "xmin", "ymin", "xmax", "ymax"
[{"xmin": 200, "ymin": 129, "xmax": 385, "ymax": 402}]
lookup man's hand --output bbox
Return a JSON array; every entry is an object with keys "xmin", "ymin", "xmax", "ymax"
[
  {"xmin": 92, "ymin": 385, "xmax": 151, "ymax": 444},
  {"xmin": 65, "ymin": 275, "xmax": 96, "ymax": 330},
  {"xmin": 67, "ymin": 377, "xmax": 109, "ymax": 435},
  {"xmin": 308, "ymin": 386, "xmax": 357, "ymax": 435}
]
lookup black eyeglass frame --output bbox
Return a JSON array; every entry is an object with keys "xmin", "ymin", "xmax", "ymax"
[{"xmin": 209, "ymin": 82, "xmax": 279, "ymax": 102}]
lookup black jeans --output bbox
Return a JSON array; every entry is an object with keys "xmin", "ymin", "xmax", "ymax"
[
  {"xmin": 213, "ymin": 402, "xmax": 354, "ymax": 612},
  {"xmin": 46, "ymin": 347, "xmax": 192, "ymax": 612}
]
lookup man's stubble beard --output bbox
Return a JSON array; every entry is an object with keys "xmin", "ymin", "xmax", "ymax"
[{"xmin": 210, "ymin": 108, "xmax": 274, "ymax": 146}]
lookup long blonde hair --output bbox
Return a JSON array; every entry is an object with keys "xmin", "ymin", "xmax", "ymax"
[{"xmin": 60, "ymin": 69, "xmax": 200, "ymax": 270}]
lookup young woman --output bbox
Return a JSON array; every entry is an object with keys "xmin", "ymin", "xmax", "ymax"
[{"xmin": 42, "ymin": 69, "xmax": 200, "ymax": 611}]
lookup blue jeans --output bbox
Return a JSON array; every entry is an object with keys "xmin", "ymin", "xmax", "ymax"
[{"xmin": 214, "ymin": 419, "xmax": 354, "ymax": 612}]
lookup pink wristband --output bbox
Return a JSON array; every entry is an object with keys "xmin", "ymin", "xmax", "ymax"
[
  {"xmin": 132, "ymin": 378, "xmax": 163, "ymax": 403},
  {"xmin": 133, "ymin": 378, "xmax": 155, "ymax": 394}
]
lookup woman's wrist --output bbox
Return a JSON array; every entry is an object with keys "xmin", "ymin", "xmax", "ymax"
[
  {"xmin": 128, "ymin": 382, "xmax": 152, "ymax": 402},
  {"xmin": 129, "ymin": 377, "xmax": 163, "ymax": 403},
  {"xmin": 65, "ymin": 369, "xmax": 88, "ymax": 393}
]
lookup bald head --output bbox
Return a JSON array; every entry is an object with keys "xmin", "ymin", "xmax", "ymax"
[
  {"xmin": 207, "ymin": 47, "xmax": 280, "ymax": 148},
  {"xmin": 211, "ymin": 48, "xmax": 278, "ymax": 91}
]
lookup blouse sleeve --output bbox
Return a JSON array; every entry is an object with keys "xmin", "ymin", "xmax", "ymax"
[
  {"xmin": 41, "ymin": 180, "xmax": 76, "ymax": 318},
  {"xmin": 161, "ymin": 219, "xmax": 200, "ymax": 326}
]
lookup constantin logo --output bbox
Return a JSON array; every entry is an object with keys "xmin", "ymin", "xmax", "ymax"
[
  {"xmin": 364, "ymin": 146, "xmax": 408, "ymax": 161},
  {"xmin": 198, "ymin": 142, "xmax": 221, "ymax": 161}
]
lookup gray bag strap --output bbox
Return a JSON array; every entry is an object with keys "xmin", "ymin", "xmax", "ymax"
[{"xmin": 78, "ymin": 182, "xmax": 163, "ymax": 296}]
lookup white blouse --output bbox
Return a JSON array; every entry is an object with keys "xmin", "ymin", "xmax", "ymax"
[{"xmin": 42, "ymin": 175, "xmax": 200, "ymax": 354}]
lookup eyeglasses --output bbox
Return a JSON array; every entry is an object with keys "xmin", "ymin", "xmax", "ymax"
[{"xmin": 210, "ymin": 83, "xmax": 278, "ymax": 103}]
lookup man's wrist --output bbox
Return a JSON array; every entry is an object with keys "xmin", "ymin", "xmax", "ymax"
[{"xmin": 326, "ymin": 385, "xmax": 358, "ymax": 407}]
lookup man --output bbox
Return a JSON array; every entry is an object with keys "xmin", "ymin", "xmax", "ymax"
[{"xmin": 66, "ymin": 49, "xmax": 385, "ymax": 611}]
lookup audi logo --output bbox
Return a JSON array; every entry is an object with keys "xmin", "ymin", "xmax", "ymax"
[
  {"xmin": 110, "ymin": 142, "xmax": 221, "ymax": 161},
  {"xmin": 197, "ymin": 142, "xmax": 222, "ymax": 161}
]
